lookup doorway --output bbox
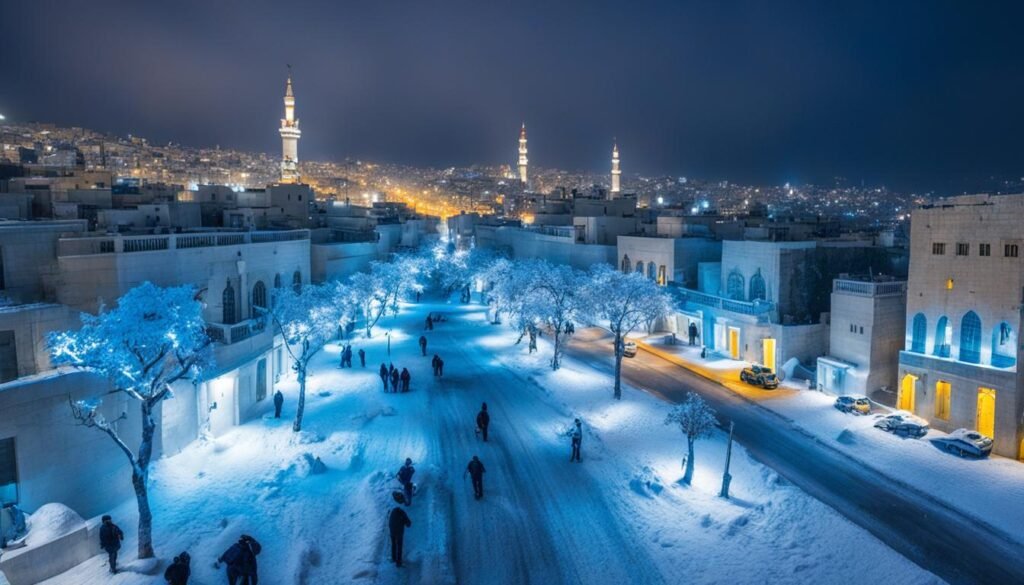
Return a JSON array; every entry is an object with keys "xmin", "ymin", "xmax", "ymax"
[
  {"xmin": 976, "ymin": 387, "xmax": 996, "ymax": 438},
  {"xmin": 762, "ymin": 338, "xmax": 776, "ymax": 372},
  {"xmin": 728, "ymin": 327, "xmax": 740, "ymax": 360},
  {"xmin": 899, "ymin": 374, "xmax": 917, "ymax": 412},
  {"xmin": 208, "ymin": 376, "xmax": 237, "ymax": 437}
]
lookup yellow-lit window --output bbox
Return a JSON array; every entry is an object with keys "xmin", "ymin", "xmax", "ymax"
[
  {"xmin": 935, "ymin": 381, "xmax": 951, "ymax": 420},
  {"xmin": 945, "ymin": 278, "xmax": 954, "ymax": 290}
]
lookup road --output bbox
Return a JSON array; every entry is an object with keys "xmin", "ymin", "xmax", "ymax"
[{"xmin": 565, "ymin": 329, "xmax": 1024, "ymax": 585}]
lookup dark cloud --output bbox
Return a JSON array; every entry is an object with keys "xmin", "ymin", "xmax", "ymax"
[{"xmin": 2, "ymin": 0, "xmax": 1022, "ymax": 192}]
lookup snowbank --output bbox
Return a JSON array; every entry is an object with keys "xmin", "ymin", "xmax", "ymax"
[{"xmin": 23, "ymin": 504, "xmax": 85, "ymax": 548}]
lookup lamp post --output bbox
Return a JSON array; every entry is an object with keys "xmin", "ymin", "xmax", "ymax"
[{"xmin": 386, "ymin": 330, "xmax": 392, "ymax": 357}]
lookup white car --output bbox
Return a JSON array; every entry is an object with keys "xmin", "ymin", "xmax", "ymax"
[
  {"xmin": 622, "ymin": 341, "xmax": 638, "ymax": 358},
  {"xmin": 936, "ymin": 429, "xmax": 993, "ymax": 458},
  {"xmin": 874, "ymin": 411, "xmax": 929, "ymax": 438}
]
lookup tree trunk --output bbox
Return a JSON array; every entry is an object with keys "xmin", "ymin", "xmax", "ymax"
[
  {"xmin": 613, "ymin": 333, "xmax": 623, "ymax": 400},
  {"xmin": 135, "ymin": 402, "xmax": 156, "ymax": 558},
  {"xmin": 683, "ymin": 436, "xmax": 696, "ymax": 484},
  {"xmin": 551, "ymin": 328, "xmax": 562, "ymax": 370},
  {"xmin": 293, "ymin": 365, "xmax": 307, "ymax": 432}
]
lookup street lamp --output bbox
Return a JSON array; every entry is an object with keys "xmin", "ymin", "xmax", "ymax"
[{"xmin": 386, "ymin": 330, "xmax": 392, "ymax": 357}]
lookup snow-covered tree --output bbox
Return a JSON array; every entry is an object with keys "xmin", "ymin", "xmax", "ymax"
[
  {"xmin": 49, "ymin": 283, "xmax": 212, "ymax": 559},
  {"xmin": 583, "ymin": 265, "xmax": 671, "ymax": 399},
  {"xmin": 433, "ymin": 245, "xmax": 496, "ymax": 303},
  {"xmin": 268, "ymin": 283, "xmax": 338, "ymax": 432},
  {"xmin": 664, "ymin": 392, "xmax": 718, "ymax": 485},
  {"xmin": 349, "ymin": 253, "xmax": 427, "ymax": 337},
  {"xmin": 528, "ymin": 261, "xmax": 587, "ymax": 370}
]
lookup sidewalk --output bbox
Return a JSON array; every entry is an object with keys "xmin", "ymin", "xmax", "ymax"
[{"xmin": 636, "ymin": 333, "xmax": 1024, "ymax": 546}]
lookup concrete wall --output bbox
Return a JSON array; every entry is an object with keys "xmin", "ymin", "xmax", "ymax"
[
  {"xmin": 311, "ymin": 241, "xmax": 379, "ymax": 283},
  {"xmin": 0, "ymin": 304, "xmax": 79, "ymax": 379},
  {"xmin": 477, "ymin": 225, "xmax": 615, "ymax": 270},
  {"xmin": 0, "ymin": 221, "xmax": 87, "ymax": 304}
]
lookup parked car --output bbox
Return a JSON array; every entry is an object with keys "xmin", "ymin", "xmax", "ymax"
[
  {"xmin": 935, "ymin": 429, "xmax": 993, "ymax": 458},
  {"xmin": 740, "ymin": 364, "xmax": 779, "ymax": 389},
  {"xmin": 874, "ymin": 412, "xmax": 929, "ymax": 438},
  {"xmin": 834, "ymin": 395, "xmax": 871, "ymax": 415},
  {"xmin": 623, "ymin": 341, "xmax": 638, "ymax": 358}
]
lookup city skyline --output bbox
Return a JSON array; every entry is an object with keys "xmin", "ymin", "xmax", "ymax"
[{"xmin": 2, "ymin": 1, "xmax": 1024, "ymax": 193}]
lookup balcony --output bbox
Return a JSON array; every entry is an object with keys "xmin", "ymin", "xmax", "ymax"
[
  {"xmin": 206, "ymin": 317, "xmax": 267, "ymax": 345},
  {"xmin": 833, "ymin": 278, "xmax": 906, "ymax": 297},
  {"xmin": 57, "ymin": 229, "xmax": 310, "ymax": 256},
  {"xmin": 670, "ymin": 285, "xmax": 775, "ymax": 317}
]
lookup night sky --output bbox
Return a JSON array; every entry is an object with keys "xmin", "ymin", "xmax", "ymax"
[{"xmin": 2, "ymin": 0, "xmax": 1023, "ymax": 192}]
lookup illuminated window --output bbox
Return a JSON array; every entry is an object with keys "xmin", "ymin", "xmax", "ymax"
[
  {"xmin": 946, "ymin": 278, "xmax": 954, "ymax": 290},
  {"xmin": 1005, "ymin": 244, "xmax": 1019, "ymax": 258},
  {"xmin": 956, "ymin": 243, "xmax": 969, "ymax": 256},
  {"xmin": 932, "ymin": 243, "xmax": 946, "ymax": 255},
  {"xmin": 979, "ymin": 243, "xmax": 991, "ymax": 257},
  {"xmin": 960, "ymin": 311, "xmax": 982, "ymax": 364},
  {"xmin": 657, "ymin": 265, "xmax": 667, "ymax": 286},
  {"xmin": 935, "ymin": 381, "xmax": 951, "ymax": 420}
]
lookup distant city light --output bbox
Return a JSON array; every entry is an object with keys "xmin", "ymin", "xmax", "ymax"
[
  {"xmin": 0, "ymin": 114, "xmax": 5, "ymax": 120},
  {"xmin": 657, "ymin": 196, "xmax": 664, "ymax": 205}
]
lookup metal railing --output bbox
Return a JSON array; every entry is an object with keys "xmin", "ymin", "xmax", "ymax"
[
  {"xmin": 672, "ymin": 285, "xmax": 775, "ymax": 316},
  {"xmin": 58, "ymin": 229, "xmax": 309, "ymax": 256},
  {"xmin": 206, "ymin": 317, "xmax": 267, "ymax": 345},
  {"xmin": 833, "ymin": 278, "xmax": 906, "ymax": 297}
]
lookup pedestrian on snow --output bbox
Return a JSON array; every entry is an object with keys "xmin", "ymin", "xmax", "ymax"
[
  {"xmin": 358, "ymin": 348, "xmax": 366, "ymax": 367},
  {"xmin": 388, "ymin": 503, "xmax": 412, "ymax": 567},
  {"xmin": 379, "ymin": 363, "xmax": 389, "ymax": 391},
  {"xmin": 163, "ymin": 551, "xmax": 191, "ymax": 585},
  {"xmin": 390, "ymin": 368, "xmax": 400, "ymax": 393},
  {"xmin": 419, "ymin": 335, "xmax": 428, "ymax": 356},
  {"xmin": 437, "ymin": 357, "xmax": 445, "ymax": 377},
  {"xmin": 397, "ymin": 458, "xmax": 415, "ymax": 506},
  {"xmin": 346, "ymin": 345, "xmax": 355, "ymax": 367},
  {"xmin": 217, "ymin": 534, "xmax": 261, "ymax": 585},
  {"xmin": 273, "ymin": 390, "xmax": 284, "ymax": 418},
  {"xmin": 400, "ymin": 368, "xmax": 411, "ymax": 392},
  {"xmin": 431, "ymin": 354, "xmax": 440, "ymax": 377},
  {"xmin": 416, "ymin": 290, "xmax": 421, "ymax": 302},
  {"xmin": 99, "ymin": 515, "xmax": 124, "ymax": 574},
  {"xmin": 426, "ymin": 315, "xmax": 434, "ymax": 331},
  {"xmin": 465, "ymin": 455, "xmax": 486, "ymax": 499},
  {"xmin": 688, "ymin": 322, "xmax": 699, "ymax": 346},
  {"xmin": 570, "ymin": 418, "xmax": 583, "ymax": 462},
  {"xmin": 476, "ymin": 403, "xmax": 490, "ymax": 442},
  {"xmin": 566, "ymin": 321, "xmax": 575, "ymax": 335}
]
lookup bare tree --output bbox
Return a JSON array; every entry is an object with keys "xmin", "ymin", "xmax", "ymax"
[{"xmin": 664, "ymin": 393, "xmax": 718, "ymax": 484}]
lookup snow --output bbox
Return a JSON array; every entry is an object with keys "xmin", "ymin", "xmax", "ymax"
[
  {"xmin": 23, "ymin": 504, "xmax": 84, "ymax": 548},
  {"xmin": 41, "ymin": 300, "xmax": 942, "ymax": 585},
  {"xmin": 640, "ymin": 333, "xmax": 1024, "ymax": 547}
]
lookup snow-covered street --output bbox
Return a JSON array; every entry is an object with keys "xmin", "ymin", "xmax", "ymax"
[{"xmin": 42, "ymin": 300, "xmax": 941, "ymax": 585}]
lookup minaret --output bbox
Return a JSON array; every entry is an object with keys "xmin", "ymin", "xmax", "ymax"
[
  {"xmin": 279, "ymin": 68, "xmax": 301, "ymax": 184},
  {"xmin": 610, "ymin": 141, "xmax": 621, "ymax": 197},
  {"xmin": 518, "ymin": 123, "xmax": 529, "ymax": 188}
]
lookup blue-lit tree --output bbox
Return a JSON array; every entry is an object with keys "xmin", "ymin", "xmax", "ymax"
[
  {"xmin": 665, "ymin": 392, "xmax": 718, "ymax": 485},
  {"xmin": 49, "ymin": 283, "xmax": 212, "ymax": 559},
  {"xmin": 527, "ymin": 261, "xmax": 587, "ymax": 371}
]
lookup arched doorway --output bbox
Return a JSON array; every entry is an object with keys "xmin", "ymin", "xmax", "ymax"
[
  {"xmin": 899, "ymin": 374, "xmax": 917, "ymax": 412},
  {"xmin": 976, "ymin": 387, "xmax": 996, "ymax": 438}
]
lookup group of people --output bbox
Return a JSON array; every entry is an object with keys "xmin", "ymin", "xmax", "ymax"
[
  {"xmin": 99, "ymin": 516, "xmax": 260, "ymax": 584},
  {"xmin": 339, "ymin": 344, "xmax": 366, "ymax": 368},
  {"xmin": 379, "ymin": 363, "xmax": 412, "ymax": 393},
  {"xmin": 431, "ymin": 354, "xmax": 445, "ymax": 377}
]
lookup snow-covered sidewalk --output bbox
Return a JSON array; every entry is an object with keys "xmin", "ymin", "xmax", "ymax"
[
  {"xmin": 40, "ymin": 301, "xmax": 940, "ymax": 585},
  {"xmin": 637, "ymin": 334, "xmax": 1024, "ymax": 547}
]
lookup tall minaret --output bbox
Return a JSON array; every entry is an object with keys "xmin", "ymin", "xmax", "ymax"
[
  {"xmin": 610, "ymin": 141, "xmax": 621, "ymax": 197},
  {"xmin": 279, "ymin": 68, "xmax": 301, "ymax": 184},
  {"xmin": 517, "ymin": 123, "xmax": 529, "ymax": 188}
]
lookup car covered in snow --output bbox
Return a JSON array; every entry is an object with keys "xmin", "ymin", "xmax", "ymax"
[
  {"xmin": 739, "ymin": 364, "xmax": 779, "ymax": 389},
  {"xmin": 622, "ymin": 340, "xmax": 638, "ymax": 358},
  {"xmin": 834, "ymin": 395, "xmax": 871, "ymax": 415},
  {"xmin": 873, "ymin": 411, "xmax": 929, "ymax": 438},
  {"xmin": 935, "ymin": 428, "xmax": 993, "ymax": 458}
]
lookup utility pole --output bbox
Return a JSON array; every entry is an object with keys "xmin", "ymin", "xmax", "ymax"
[{"xmin": 720, "ymin": 421, "xmax": 735, "ymax": 499}]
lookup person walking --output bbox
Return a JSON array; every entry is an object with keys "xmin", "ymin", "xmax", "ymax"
[
  {"xmin": 419, "ymin": 335, "xmax": 428, "ymax": 356},
  {"xmin": 218, "ymin": 534, "xmax": 261, "ymax": 585},
  {"xmin": 379, "ymin": 363, "xmax": 389, "ymax": 391},
  {"xmin": 390, "ymin": 367, "xmax": 400, "ymax": 393},
  {"xmin": 425, "ymin": 315, "xmax": 434, "ymax": 331},
  {"xmin": 476, "ymin": 403, "xmax": 490, "ymax": 442},
  {"xmin": 99, "ymin": 515, "xmax": 124, "ymax": 574},
  {"xmin": 570, "ymin": 418, "xmax": 583, "ymax": 462},
  {"xmin": 345, "ymin": 345, "xmax": 354, "ymax": 368},
  {"xmin": 465, "ymin": 456, "xmax": 486, "ymax": 499},
  {"xmin": 273, "ymin": 390, "xmax": 284, "ymax": 418},
  {"xmin": 688, "ymin": 322, "xmax": 699, "ymax": 346},
  {"xmin": 397, "ymin": 458, "xmax": 415, "ymax": 506},
  {"xmin": 400, "ymin": 368, "xmax": 411, "ymax": 392},
  {"xmin": 358, "ymin": 348, "xmax": 366, "ymax": 368},
  {"xmin": 437, "ymin": 357, "xmax": 445, "ymax": 377},
  {"xmin": 163, "ymin": 552, "xmax": 191, "ymax": 585},
  {"xmin": 388, "ymin": 503, "xmax": 412, "ymax": 567},
  {"xmin": 431, "ymin": 354, "xmax": 440, "ymax": 377}
]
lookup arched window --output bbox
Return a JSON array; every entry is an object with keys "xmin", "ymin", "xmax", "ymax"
[
  {"xmin": 621, "ymin": 255, "xmax": 632, "ymax": 273},
  {"xmin": 647, "ymin": 262, "xmax": 656, "ymax": 280},
  {"xmin": 292, "ymin": 270, "xmax": 302, "ymax": 293},
  {"xmin": 657, "ymin": 265, "xmax": 666, "ymax": 286},
  {"xmin": 992, "ymin": 322, "xmax": 1016, "ymax": 368},
  {"xmin": 251, "ymin": 281, "xmax": 267, "ymax": 318},
  {"xmin": 726, "ymin": 271, "xmax": 745, "ymax": 300},
  {"xmin": 960, "ymin": 311, "xmax": 982, "ymax": 364},
  {"xmin": 910, "ymin": 313, "xmax": 927, "ymax": 353},
  {"xmin": 274, "ymin": 273, "xmax": 282, "ymax": 289},
  {"xmin": 222, "ymin": 281, "xmax": 237, "ymax": 325},
  {"xmin": 635, "ymin": 261, "xmax": 644, "ymax": 274},
  {"xmin": 934, "ymin": 316, "xmax": 951, "ymax": 357},
  {"xmin": 749, "ymin": 269, "xmax": 766, "ymax": 301}
]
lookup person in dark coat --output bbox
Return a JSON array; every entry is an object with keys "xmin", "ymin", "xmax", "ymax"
[
  {"xmin": 431, "ymin": 354, "xmax": 440, "ymax": 377},
  {"xmin": 164, "ymin": 551, "xmax": 191, "ymax": 585},
  {"xmin": 273, "ymin": 390, "xmax": 284, "ymax": 418},
  {"xmin": 99, "ymin": 515, "xmax": 124, "ymax": 574},
  {"xmin": 345, "ymin": 345, "xmax": 354, "ymax": 368},
  {"xmin": 358, "ymin": 348, "xmax": 366, "ymax": 367},
  {"xmin": 397, "ymin": 458, "xmax": 415, "ymax": 506},
  {"xmin": 476, "ymin": 403, "xmax": 490, "ymax": 442},
  {"xmin": 465, "ymin": 456, "xmax": 486, "ymax": 499},
  {"xmin": 688, "ymin": 322, "xmax": 699, "ymax": 346},
  {"xmin": 418, "ymin": 335, "xmax": 428, "ymax": 356},
  {"xmin": 425, "ymin": 315, "xmax": 434, "ymax": 331},
  {"xmin": 437, "ymin": 357, "xmax": 444, "ymax": 377},
  {"xmin": 400, "ymin": 368, "xmax": 411, "ymax": 392},
  {"xmin": 218, "ymin": 534, "xmax": 261, "ymax": 585},
  {"xmin": 388, "ymin": 505, "xmax": 412, "ymax": 567},
  {"xmin": 379, "ymin": 363, "xmax": 389, "ymax": 391},
  {"xmin": 570, "ymin": 418, "xmax": 583, "ymax": 462}
]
